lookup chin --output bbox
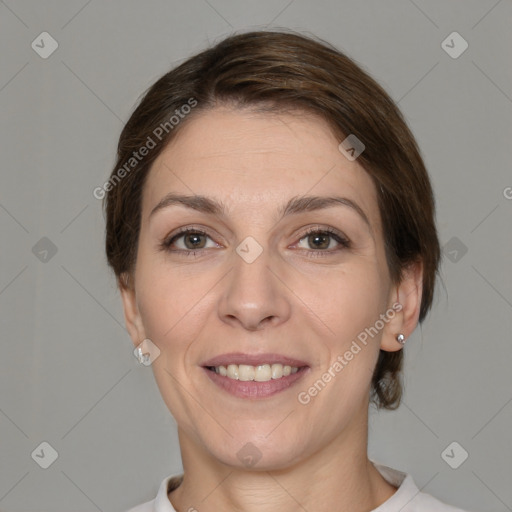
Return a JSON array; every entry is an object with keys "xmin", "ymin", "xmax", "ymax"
[{"xmin": 202, "ymin": 433, "xmax": 305, "ymax": 472}]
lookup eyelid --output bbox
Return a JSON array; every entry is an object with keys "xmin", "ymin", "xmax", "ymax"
[
  {"xmin": 160, "ymin": 224, "xmax": 351, "ymax": 255},
  {"xmin": 293, "ymin": 225, "xmax": 351, "ymax": 252},
  {"xmin": 161, "ymin": 225, "xmax": 220, "ymax": 248},
  {"xmin": 296, "ymin": 224, "xmax": 349, "ymax": 242}
]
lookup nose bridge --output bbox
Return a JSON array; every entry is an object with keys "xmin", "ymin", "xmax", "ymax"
[
  {"xmin": 233, "ymin": 234, "xmax": 272, "ymax": 289},
  {"xmin": 218, "ymin": 234, "xmax": 290, "ymax": 329}
]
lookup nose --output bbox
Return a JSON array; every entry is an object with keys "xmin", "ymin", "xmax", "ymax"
[{"xmin": 218, "ymin": 243, "xmax": 292, "ymax": 331}]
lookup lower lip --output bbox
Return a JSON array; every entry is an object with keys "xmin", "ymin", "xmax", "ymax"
[{"xmin": 203, "ymin": 366, "xmax": 310, "ymax": 399}]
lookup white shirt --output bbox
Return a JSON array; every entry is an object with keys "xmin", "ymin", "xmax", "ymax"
[{"xmin": 124, "ymin": 459, "xmax": 474, "ymax": 512}]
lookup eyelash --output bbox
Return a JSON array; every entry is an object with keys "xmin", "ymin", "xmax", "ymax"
[{"xmin": 159, "ymin": 225, "xmax": 351, "ymax": 259}]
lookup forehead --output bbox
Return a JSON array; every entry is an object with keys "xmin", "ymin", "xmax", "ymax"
[{"xmin": 142, "ymin": 107, "xmax": 380, "ymax": 228}]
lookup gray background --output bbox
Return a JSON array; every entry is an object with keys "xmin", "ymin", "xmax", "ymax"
[{"xmin": 1, "ymin": 1, "xmax": 511, "ymax": 511}]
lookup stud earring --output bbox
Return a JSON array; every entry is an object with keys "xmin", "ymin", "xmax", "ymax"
[
  {"xmin": 396, "ymin": 334, "xmax": 406, "ymax": 345},
  {"xmin": 136, "ymin": 346, "xmax": 151, "ymax": 365}
]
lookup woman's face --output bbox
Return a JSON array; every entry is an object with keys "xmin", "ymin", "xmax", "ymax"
[{"xmin": 121, "ymin": 107, "xmax": 406, "ymax": 470}]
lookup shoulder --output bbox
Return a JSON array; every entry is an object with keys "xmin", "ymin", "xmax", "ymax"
[
  {"xmin": 122, "ymin": 473, "xmax": 183, "ymax": 512},
  {"xmin": 371, "ymin": 460, "xmax": 476, "ymax": 512}
]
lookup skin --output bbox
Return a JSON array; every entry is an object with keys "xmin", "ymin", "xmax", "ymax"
[{"xmin": 120, "ymin": 107, "xmax": 423, "ymax": 512}]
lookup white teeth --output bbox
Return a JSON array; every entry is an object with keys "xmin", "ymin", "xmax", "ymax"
[
  {"xmin": 271, "ymin": 363, "xmax": 283, "ymax": 379},
  {"xmin": 227, "ymin": 364, "xmax": 239, "ymax": 379},
  {"xmin": 238, "ymin": 364, "xmax": 255, "ymax": 381},
  {"xmin": 213, "ymin": 363, "xmax": 300, "ymax": 381}
]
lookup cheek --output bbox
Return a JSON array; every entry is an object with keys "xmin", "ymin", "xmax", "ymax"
[
  {"xmin": 134, "ymin": 251, "xmax": 215, "ymax": 353},
  {"xmin": 298, "ymin": 270, "xmax": 384, "ymax": 407},
  {"xmin": 304, "ymin": 260, "xmax": 387, "ymax": 342}
]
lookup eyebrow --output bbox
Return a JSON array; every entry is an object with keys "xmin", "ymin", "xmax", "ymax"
[{"xmin": 149, "ymin": 193, "xmax": 373, "ymax": 235}]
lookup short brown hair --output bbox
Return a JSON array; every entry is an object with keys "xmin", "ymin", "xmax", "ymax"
[{"xmin": 103, "ymin": 30, "xmax": 441, "ymax": 410}]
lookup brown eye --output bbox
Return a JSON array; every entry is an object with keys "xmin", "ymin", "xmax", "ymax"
[
  {"xmin": 181, "ymin": 232, "xmax": 207, "ymax": 250},
  {"xmin": 296, "ymin": 227, "xmax": 350, "ymax": 253},
  {"xmin": 306, "ymin": 232, "xmax": 331, "ymax": 250},
  {"xmin": 161, "ymin": 228, "xmax": 217, "ymax": 254}
]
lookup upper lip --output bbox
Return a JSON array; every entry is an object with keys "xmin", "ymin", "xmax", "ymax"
[{"xmin": 201, "ymin": 352, "xmax": 309, "ymax": 368}]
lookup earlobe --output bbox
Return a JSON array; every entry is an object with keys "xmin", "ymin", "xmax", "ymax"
[
  {"xmin": 380, "ymin": 260, "xmax": 423, "ymax": 352},
  {"xmin": 119, "ymin": 275, "xmax": 146, "ymax": 347}
]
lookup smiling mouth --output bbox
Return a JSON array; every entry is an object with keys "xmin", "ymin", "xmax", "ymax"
[{"xmin": 204, "ymin": 363, "xmax": 307, "ymax": 382}]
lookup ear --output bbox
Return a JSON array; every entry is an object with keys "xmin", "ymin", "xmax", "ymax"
[
  {"xmin": 380, "ymin": 259, "xmax": 423, "ymax": 352},
  {"xmin": 119, "ymin": 274, "xmax": 146, "ymax": 348}
]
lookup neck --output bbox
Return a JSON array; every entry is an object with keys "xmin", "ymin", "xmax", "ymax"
[{"xmin": 168, "ymin": 408, "xmax": 397, "ymax": 512}]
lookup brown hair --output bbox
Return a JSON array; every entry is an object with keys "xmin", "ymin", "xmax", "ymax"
[{"xmin": 103, "ymin": 29, "xmax": 441, "ymax": 410}]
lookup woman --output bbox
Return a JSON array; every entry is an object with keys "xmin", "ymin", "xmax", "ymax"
[{"xmin": 103, "ymin": 30, "xmax": 473, "ymax": 512}]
